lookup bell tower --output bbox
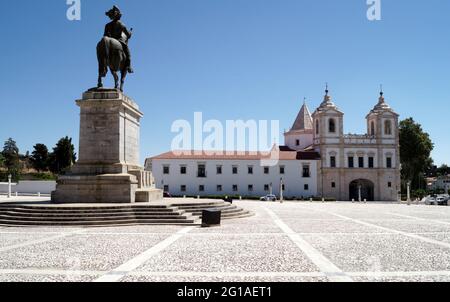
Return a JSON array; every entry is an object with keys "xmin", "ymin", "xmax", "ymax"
[
  {"xmin": 312, "ymin": 85, "xmax": 344, "ymax": 148},
  {"xmin": 284, "ymin": 99, "xmax": 314, "ymax": 150},
  {"xmin": 366, "ymin": 88, "xmax": 399, "ymax": 140}
]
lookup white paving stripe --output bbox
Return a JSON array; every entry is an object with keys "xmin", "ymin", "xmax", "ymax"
[
  {"xmin": 94, "ymin": 226, "xmax": 194, "ymax": 282},
  {"xmin": 263, "ymin": 207, "xmax": 353, "ymax": 282},
  {"xmin": 387, "ymin": 212, "xmax": 450, "ymax": 226},
  {"xmin": 0, "ymin": 229, "xmax": 85, "ymax": 253},
  {"xmin": 320, "ymin": 211, "xmax": 450, "ymax": 250}
]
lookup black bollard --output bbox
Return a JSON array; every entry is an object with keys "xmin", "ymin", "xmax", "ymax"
[{"xmin": 202, "ymin": 209, "xmax": 222, "ymax": 227}]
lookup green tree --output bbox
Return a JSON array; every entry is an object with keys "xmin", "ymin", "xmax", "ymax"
[
  {"xmin": 0, "ymin": 153, "xmax": 4, "ymax": 168},
  {"xmin": 48, "ymin": 137, "xmax": 77, "ymax": 175},
  {"xmin": 30, "ymin": 144, "xmax": 49, "ymax": 172},
  {"xmin": 2, "ymin": 138, "xmax": 21, "ymax": 180},
  {"xmin": 399, "ymin": 118, "xmax": 434, "ymax": 190},
  {"xmin": 436, "ymin": 164, "xmax": 450, "ymax": 176}
]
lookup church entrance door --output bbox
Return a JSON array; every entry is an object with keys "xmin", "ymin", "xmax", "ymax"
[{"xmin": 349, "ymin": 179, "xmax": 375, "ymax": 201}]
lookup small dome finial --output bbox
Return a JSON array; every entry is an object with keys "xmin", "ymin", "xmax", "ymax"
[
  {"xmin": 325, "ymin": 82, "xmax": 329, "ymax": 96},
  {"xmin": 380, "ymin": 84, "xmax": 384, "ymax": 96}
]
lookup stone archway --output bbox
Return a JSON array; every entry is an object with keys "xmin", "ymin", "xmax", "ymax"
[{"xmin": 349, "ymin": 179, "xmax": 375, "ymax": 201}]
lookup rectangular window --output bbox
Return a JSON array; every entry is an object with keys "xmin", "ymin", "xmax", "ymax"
[
  {"xmin": 248, "ymin": 185, "xmax": 253, "ymax": 192},
  {"xmin": 348, "ymin": 157, "xmax": 354, "ymax": 168},
  {"xmin": 163, "ymin": 185, "xmax": 169, "ymax": 192},
  {"xmin": 264, "ymin": 184, "xmax": 270, "ymax": 192},
  {"xmin": 163, "ymin": 166, "xmax": 170, "ymax": 174},
  {"xmin": 264, "ymin": 167, "xmax": 270, "ymax": 174},
  {"xmin": 302, "ymin": 165, "xmax": 310, "ymax": 178},
  {"xmin": 216, "ymin": 166, "xmax": 222, "ymax": 175},
  {"xmin": 217, "ymin": 185, "xmax": 222, "ymax": 192},
  {"xmin": 281, "ymin": 184, "xmax": 286, "ymax": 191},
  {"xmin": 296, "ymin": 139, "xmax": 300, "ymax": 146},
  {"xmin": 232, "ymin": 185, "xmax": 238, "ymax": 192},
  {"xmin": 180, "ymin": 185, "xmax": 186, "ymax": 192},
  {"xmin": 280, "ymin": 166, "xmax": 285, "ymax": 175},
  {"xmin": 369, "ymin": 157, "xmax": 374, "ymax": 168},
  {"xmin": 304, "ymin": 184, "xmax": 309, "ymax": 191},
  {"xmin": 248, "ymin": 166, "xmax": 253, "ymax": 174},
  {"xmin": 232, "ymin": 166, "xmax": 238, "ymax": 174},
  {"xmin": 388, "ymin": 182, "xmax": 392, "ymax": 188},
  {"xmin": 330, "ymin": 156, "xmax": 336, "ymax": 168},
  {"xmin": 358, "ymin": 157, "xmax": 364, "ymax": 168},
  {"xmin": 199, "ymin": 185, "xmax": 205, "ymax": 192},
  {"xmin": 180, "ymin": 166, "xmax": 187, "ymax": 174},
  {"xmin": 331, "ymin": 182, "xmax": 336, "ymax": 188},
  {"xmin": 197, "ymin": 164, "xmax": 206, "ymax": 178},
  {"xmin": 386, "ymin": 157, "xmax": 392, "ymax": 169}
]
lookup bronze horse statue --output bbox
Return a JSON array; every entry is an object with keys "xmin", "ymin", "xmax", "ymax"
[{"xmin": 96, "ymin": 35, "xmax": 129, "ymax": 92}]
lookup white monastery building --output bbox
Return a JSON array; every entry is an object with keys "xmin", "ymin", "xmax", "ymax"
[{"xmin": 146, "ymin": 88, "xmax": 401, "ymax": 201}]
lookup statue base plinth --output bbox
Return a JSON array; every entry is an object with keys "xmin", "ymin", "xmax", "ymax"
[{"xmin": 51, "ymin": 88, "xmax": 163, "ymax": 204}]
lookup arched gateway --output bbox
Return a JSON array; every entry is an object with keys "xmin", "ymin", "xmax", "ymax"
[{"xmin": 349, "ymin": 179, "xmax": 375, "ymax": 201}]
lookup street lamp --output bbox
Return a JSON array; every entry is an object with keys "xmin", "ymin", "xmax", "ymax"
[
  {"xmin": 7, "ymin": 174, "xmax": 12, "ymax": 198},
  {"xmin": 280, "ymin": 178, "xmax": 284, "ymax": 203},
  {"xmin": 407, "ymin": 181, "xmax": 411, "ymax": 205},
  {"xmin": 358, "ymin": 184, "xmax": 362, "ymax": 202}
]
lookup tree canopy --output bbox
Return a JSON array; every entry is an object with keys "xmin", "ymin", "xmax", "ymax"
[
  {"xmin": 48, "ymin": 137, "xmax": 77, "ymax": 175},
  {"xmin": 399, "ymin": 118, "xmax": 434, "ymax": 189},
  {"xmin": 1, "ymin": 138, "xmax": 20, "ymax": 180},
  {"xmin": 31, "ymin": 143, "xmax": 49, "ymax": 173}
]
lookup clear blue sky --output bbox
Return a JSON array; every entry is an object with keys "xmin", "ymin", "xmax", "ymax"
[{"xmin": 1, "ymin": 0, "xmax": 449, "ymax": 166}]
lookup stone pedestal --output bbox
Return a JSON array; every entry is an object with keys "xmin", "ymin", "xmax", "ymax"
[{"xmin": 52, "ymin": 88, "xmax": 163, "ymax": 203}]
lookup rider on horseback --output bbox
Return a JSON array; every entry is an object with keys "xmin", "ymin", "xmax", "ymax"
[{"xmin": 104, "ymin": 6, "xmax": 134, "ymax": 73}]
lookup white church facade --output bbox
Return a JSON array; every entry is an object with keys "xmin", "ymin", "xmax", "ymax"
[{"xmin": 146, "ymin": 88, "xmax": 401, "ymax": 201}]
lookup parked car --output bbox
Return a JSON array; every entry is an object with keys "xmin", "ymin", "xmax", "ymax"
[
  {"xmin": 436, "ymin": 196, "xmax": 449, "ymax": 206},
  {"xmin": 424, "ymin": 197, "xmax": 437, "ymax": 205},
  {"xmin": 260, "ymin": 194, "xmax": 277, "ymax": 202}
]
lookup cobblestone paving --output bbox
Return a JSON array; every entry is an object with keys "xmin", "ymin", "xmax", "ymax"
[{"xmin": 1, "ymin": 200, "xmax": 450, "ymax": 282}]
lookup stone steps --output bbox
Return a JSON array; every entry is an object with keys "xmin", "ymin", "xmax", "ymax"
[
  {"xmin": 0, "ymin": 219, "xmax": 199, "ymax": 227},
  {"xmin": 0, "ymin": 214, "xmax": 193, "ymax": 222},
  {"xmin": 0, "ymin": 207, "xmax": 182, "ymax": 215},
  {"xmin": 173, "ymin": 203, "xmax": 253, "ymax": 220},
  {"xmin": 0, "ymin": 211, "xmax": 184, "ymax": 218},
  {"xmin": 172, "ymin": 202, "xmax": 227, "ymax": 207},
  {"xmin": 0, "ymin": 205, "xmax": 171, "ymax": 211},
  {"xmin": 0, "ymin": 201, "xmax": 252, "ymax": 227}
]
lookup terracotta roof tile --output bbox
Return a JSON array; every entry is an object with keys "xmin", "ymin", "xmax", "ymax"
[{"xmin": 149, "ymin": 150, "xmax": 320, "ymax": 161}]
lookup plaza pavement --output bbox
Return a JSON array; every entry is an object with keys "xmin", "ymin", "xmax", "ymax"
[{"xmin": 1, "ymin": 197, "xmax": 450, "ymax": 282}]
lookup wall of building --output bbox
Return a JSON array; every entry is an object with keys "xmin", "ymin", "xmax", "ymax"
[
  {"xmin": 151, "ymin": 159, "xmax": 318, "ymax": 198},
  {"xmin": 317, "ymin": 143, "xmax": 399, "ymax": 201},
  {"xmin": 430, "ymin": 177, "xmax": 450, "ymax": 192},
  {"xmin": 0, "ymin": 181, "xmax": 56, "ymax": 194},
  {"xmin": 284, "ymin": 131, "xmax": 313, "ymax": 151}
]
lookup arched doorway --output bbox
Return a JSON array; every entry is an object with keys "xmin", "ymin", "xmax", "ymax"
[{"xmin": 349, "ymin": 179, "xmax": 375, "ymax": 201}]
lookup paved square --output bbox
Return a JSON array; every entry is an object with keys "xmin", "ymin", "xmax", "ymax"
[{"xmin": 1, "ymin": 199, "xmax": 450, "ymax": 282}]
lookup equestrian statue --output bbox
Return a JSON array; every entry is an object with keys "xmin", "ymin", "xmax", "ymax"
[{"xmin": 97, "ymin": 6, "xmax": 134, "ymax": 92}]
